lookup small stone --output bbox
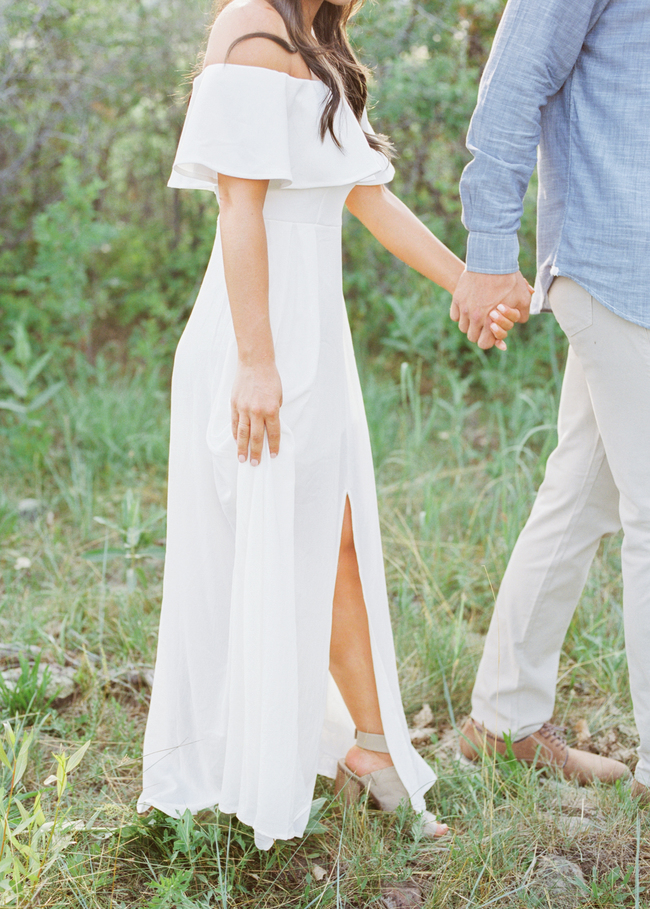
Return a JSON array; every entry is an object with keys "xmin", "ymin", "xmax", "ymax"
[
  {"xmin": 543, "ymin": 780, "xmax": 599, "ymax": 816},
  {"xmin": 410, "ymin": 728, "xmax": 434, "ymax": 747},
  {"xmin": 109, "ymin": 667, "xmax": 155, "ymax": 690},
  {"xmin": 471, "ymin": 429, "xmax": 489, "ymax": 448},
  {"xmin": 380, "ymin": 880, "xmax": 423, "ymax": 909},
  {"xmin": 557, "ymin": 815, "xmax": 595, "ymax": 834},
  {"xmin": 530, "ymin": 855, "xmax": 586, "ymax": 908},
  {"xmin": 412, "ymin": 704, "xmax": 434, "ymax": 728},
  {"xmin": 14, "ymin": 556, "xmax": 31, "ymax": 570},
  {"xmin": 540, "ymin": 811, "xmax": 595, "ymax": 834},
  {"xmin": 47, "ymin": 665, "xmax": 77, "ymax": 705},
  {"xmin": 17, "ymin": 498, "xmax": 42, "ymax": 520},
  {"xmin": 311, "ymin": 864, "xmax": 327, "ymax": 882}
]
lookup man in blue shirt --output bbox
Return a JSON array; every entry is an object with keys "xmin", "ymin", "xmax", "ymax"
[{"xmin": 453, "ymin": 0, "xmax": 649, "ymax": 800}]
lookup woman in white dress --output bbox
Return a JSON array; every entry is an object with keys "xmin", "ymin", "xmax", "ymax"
[{"xmin": 138, "ymin": 0, "xmax": 517, "ymax": 849}]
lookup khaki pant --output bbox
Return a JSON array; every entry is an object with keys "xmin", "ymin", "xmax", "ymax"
[{"xmin": 471, "ymin": 277, "xmax": 650, "ymax": 785}]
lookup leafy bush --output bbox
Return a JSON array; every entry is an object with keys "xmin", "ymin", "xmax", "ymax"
[
  {"xmin": 10, "ymin": 158, "xmax": 117, "ymax": 352},
  {"xmin": 0, "ymin": 0, "xmax": 540, "ymax": 374}
]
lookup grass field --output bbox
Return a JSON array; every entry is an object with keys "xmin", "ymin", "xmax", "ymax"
[{"xmin": 0, "ymin": 324, "xmax": 647, "ymax": 908}]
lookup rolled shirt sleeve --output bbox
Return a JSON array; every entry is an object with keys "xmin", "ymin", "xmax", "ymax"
[{"xmin": 460, "ymin": 0, "xmax": 608, "ymax": 274}]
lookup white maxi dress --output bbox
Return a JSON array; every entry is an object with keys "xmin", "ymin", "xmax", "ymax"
[{"xmin": 138, "ymin": 63, "xmax": 436, "ymax": 850}]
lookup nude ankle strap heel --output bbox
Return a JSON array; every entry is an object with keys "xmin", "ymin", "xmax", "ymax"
[
  {"xmin": 355, "ymin": 731, "xmax": 390, "ymax": 753},
  {"xmin": 334, "ymin": 731, "xmax": 449, "ymax": 838}
]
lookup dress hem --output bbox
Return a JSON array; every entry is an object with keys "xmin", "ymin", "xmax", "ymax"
[{"xmin": 136, "ymin": 795, "xmax": 313, "ymax": 850}]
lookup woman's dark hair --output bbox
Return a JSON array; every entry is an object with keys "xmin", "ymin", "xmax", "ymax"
[{"xmin": 206, "ymin": 0, "xmax": 394, "ymax": 158}]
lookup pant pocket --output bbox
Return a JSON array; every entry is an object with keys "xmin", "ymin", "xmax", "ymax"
[{"xmin": 549, "ymin": 276, "xmax": 594, "ymax": 338}]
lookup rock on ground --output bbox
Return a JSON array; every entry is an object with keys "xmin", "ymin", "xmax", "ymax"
[
  {"xmin": 1, "ymin": 663, "xmax": 77, "ymax": 707},
  {"xmin": 529, "ymin": 855, "xmax": 586, "ymax": 908},
  {"xmin": 379, "ymin": 880, "xmax": 423, "ymax": 909}
]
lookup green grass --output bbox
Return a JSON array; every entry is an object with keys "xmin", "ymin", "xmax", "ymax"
[{"xmin": 0, "ymin": 338, "xmax": 647, "ymax": 908}]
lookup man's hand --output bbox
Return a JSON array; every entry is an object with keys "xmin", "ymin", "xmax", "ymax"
[{"xmin": 451, "ymin": 270, "xmax": 532, "ymax": 350}]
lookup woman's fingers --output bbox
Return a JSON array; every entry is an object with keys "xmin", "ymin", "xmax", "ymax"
[
  {"xmin": 487, "ymin": 300, "xmax": 523, "ymax": 351},
  {"xmin": 266, "ymin": 411, "xmax": 281, "ymax": 459},
  {"xmin": 236, "ymin": 411, "xmax": 281, "ymax": 464},
  {"xmin": 490, "ymin": 313, "xmax": 513, "ymax": 334},
  {"xmin": 231, "ymin": 361, "xmax": 283, "ymax": 464},
  {"xmin": 248, "ymin": 411, "xmax": 265, "ymax": 466},
  {"xmin": 499, "ymin": 302, "xmax": 520, "ymax": 322},
  {"xmin": 489, "ymin": 317, "xmax": 509, "ymax": 350},
  {"xmin": 237, "ymin": 418, "xmax": 250, "ymax": 463},
  {"xmin": 491, "ymin": 303, "xmax": 519, "ymax": 329}
]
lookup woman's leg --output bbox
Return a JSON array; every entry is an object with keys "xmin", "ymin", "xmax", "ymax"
[
  {"xmin": 329, "ymin": 498, "xmax": 394, "ymax": 776},
  {"xmin": 330, "ymin": 498, "xmax": 448, "ymax": 836}
]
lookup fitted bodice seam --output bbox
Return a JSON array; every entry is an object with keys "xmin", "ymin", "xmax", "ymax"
[{"xmin": 263, "ymin": 216, "xmax": 342, "ymax": 228}]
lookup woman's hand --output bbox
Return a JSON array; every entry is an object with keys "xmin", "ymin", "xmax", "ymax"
[
  {"xmin": 489, "ymin": 302, "xmax": 522, "ymax": 351},
  {"xmin": 231, "ymin": 359, "xmax": 283, "ymax": 465}
]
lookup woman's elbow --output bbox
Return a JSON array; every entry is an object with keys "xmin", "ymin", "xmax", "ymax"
[{"xmin": 346, "ymin": 183, "xmax": 392, "ymax": 220}]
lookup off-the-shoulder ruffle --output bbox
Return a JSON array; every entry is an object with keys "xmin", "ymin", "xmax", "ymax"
[{"xmin": 168, "ymin": 64, "xmax": 394, "ymax": 192}]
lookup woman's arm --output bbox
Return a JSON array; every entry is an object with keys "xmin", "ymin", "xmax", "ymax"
[
  {"xmin": 345, "ymin": 183, "xmax": 518, "ymax": 348},
  {"xmin": 218, "ymin": 173, "xmax": 282, "ymax": 464},
  {"xmin": 346, "ymin": 184, "xmax": 464, "ymax": 293}
]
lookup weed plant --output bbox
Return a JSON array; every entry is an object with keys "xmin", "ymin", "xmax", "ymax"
[
  {"xmin": 0, "ymin": 654, "xmax": 55, "ymax": 719},
  {"xmin": 0, "ymin": 330, "xmax": 646, "ymax": 907}
]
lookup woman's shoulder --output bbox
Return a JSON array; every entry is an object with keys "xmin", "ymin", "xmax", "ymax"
[{"xmin": 204, "ymin": 0, "xmax": 300, "ymax": 77}]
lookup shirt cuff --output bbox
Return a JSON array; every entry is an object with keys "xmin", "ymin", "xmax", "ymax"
[{"xmin": 466, "ymin": 232, "xmax": 520, "ymax": 274}]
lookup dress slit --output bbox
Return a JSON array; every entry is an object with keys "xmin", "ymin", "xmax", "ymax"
[
  {"xmin": 328, "ymin": 488, "xmax": 387, "ymax": 737},
  {"xmin": 328, "ymin": 490, "xmax": 400, "ymax": 758},
  {"xmin": 345, "ymin": 487, "xmax": 434, "ymax": 806}
]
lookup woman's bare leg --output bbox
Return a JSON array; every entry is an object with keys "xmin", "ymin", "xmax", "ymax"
[
  {"xmin": 329, "ymin": 499, "xmax": 448, "ymax": 835},
  {"xmin": 329, "ymin": 498, "xmax": 393, "ymax": 776}
]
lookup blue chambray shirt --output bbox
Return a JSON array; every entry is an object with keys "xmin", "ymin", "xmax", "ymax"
[{"xmin": 460, "ymin": 0, "xmax": 650, "ymax": 328}]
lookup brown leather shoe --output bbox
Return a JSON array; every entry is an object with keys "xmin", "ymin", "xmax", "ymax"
[
  {"xmin": 631, "ymin": 780, "xmax": 650, "ymax": 806},
  {"xmin": 458, "ymin": 717, "xmax": 631, "ymax": 785}
]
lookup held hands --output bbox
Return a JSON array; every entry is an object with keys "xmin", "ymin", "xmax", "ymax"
[
  {"xmin": 450, "ymin": 270, "xmax": 533, "ymax": 351},
  {"xmin": 231, "ymin": 358, "xmax": 283, "ymax": 465}
]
